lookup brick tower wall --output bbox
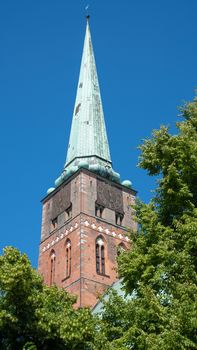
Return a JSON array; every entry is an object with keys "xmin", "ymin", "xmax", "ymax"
[{"xmin": 38, "ymin": 169, "xmax": 137, "ymax": 308}]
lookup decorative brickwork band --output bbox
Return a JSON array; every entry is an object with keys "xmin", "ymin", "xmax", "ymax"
[{"xmin": 41, "ymin": 219, "xmax": 130, "ymax": 253}]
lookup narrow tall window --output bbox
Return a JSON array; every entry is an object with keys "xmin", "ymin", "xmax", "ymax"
[
  {"xmin": 96, "ymin": 244, "xmax": 100, "ymax": 273},
  {"xmin": 65, "ymin": 205, "xmax": 72, "ymax": 222},
  {"xmin": 95, "ymin": 237, "xmax": 105, "ymax": 275},
  {"xmin": 50, "ymin": 251, "xmax": 56, "ymax": 285},
  {"xmin": 51, "ymin": 217, "xmax": 58, "ymax": 231},
  {"xmin": 115, "ymin": 212, "xmax": 124, "ymax": 226},
  {"xmin": 65, "ymin": 239, "xmax": 71, "ymax": 278},
  {"xmin": 95, "ymin": 204, "xmax": 104, "ymax": 218},
  {"xmin": 101, "ymin": 245, "xmax": 105, "ymax": 274}
]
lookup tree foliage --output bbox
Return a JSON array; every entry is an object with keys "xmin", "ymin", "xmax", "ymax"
[
  {"xmin": 97, "ymin": 96, "xmax": 197, "ymax": 349},
  {"xmin": 1, "ymin": 96, "xmax": 197, "ymax": 350},
  {"xmin": 0, "ymin": 247, "xmax": 95, "ymax": 350}
]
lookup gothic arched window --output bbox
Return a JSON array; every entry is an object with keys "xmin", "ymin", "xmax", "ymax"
[
  {"xmin": 50, "ymin": 250, "xmax": 56, "ymax": 286},
  {"xmin": 101, "ymin": 245, "xmax": 105, "ymax": 275},
  {"xmin": 96, "ymin": 236, "xmax": 105, "ymax": 275},
  {"xmin": 65, "ymin": 239, "xmax": 71, "ymax": 278}
]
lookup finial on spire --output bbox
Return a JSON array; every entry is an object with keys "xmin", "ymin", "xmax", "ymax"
[{"xmin": 85, "ymin": 4, "xmax": 90, "ymax": 21}]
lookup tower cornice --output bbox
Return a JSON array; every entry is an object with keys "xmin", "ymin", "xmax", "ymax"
[{"xmin": 42, "ymin": 168, "xmax": 137, "ymax": 204}]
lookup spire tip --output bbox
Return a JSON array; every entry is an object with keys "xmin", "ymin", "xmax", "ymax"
[{"xmin": 85, "ymin": 4, "xmax": 90, "ymax": 21}]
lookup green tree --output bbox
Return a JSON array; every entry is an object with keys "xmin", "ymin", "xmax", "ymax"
[
  {"xmin": 97, "ymin": 96, "xmax": 197, "ymax": 349},
  {"xmin": 0, "ymin": 247, "xmax": 95, "ymax": 350}
]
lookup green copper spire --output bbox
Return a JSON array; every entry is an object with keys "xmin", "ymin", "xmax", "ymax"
[
  {"xmin": 53, "ymin": 17, "xmax": 129, "ymax": 189},
  {"xmin": 65, "ymin": 17, "xmax": 111, "ymax": 170}
]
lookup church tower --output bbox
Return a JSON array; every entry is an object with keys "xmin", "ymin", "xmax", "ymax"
[{"xmin": 38, "ymin": 17, "xmax": 137, "ymax": 308}]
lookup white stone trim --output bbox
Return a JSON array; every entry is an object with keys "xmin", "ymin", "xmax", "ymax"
[{"xmin": 42, "ymin": 220, "xmax": 130, "ymax": 252}]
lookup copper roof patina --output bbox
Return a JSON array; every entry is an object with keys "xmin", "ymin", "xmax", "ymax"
[
  {"xmin": 48, "ymin": 17, "xmax": 133, "ymax": 193},
  {"xmin": 65, "ymin": 17, "xmax": 111, "ymax": 170}
]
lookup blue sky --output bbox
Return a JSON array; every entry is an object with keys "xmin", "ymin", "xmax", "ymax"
[{"xmin": 0, "ymin": 0, "xmax": 196, "ymax": 267}]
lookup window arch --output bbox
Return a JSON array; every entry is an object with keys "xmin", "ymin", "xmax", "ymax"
[
  {"xmin": 65, "ymin": 239, "xmax": 71, "ymax": 278},
  {"xmin": 50, "ymin": 250, "xmax": 56, "ymax": 286},
  {"xmin": 96, "ymin": 236, "xmax": 105, "ymax": 275}
]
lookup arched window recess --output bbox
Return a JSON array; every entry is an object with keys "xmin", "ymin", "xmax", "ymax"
[
  {"xmin": 96, "ymin": 236, "xmax": 105, "ymax": 275},
  {"xmin": 95, "ymin": 203, "xmax": 104, "ymax": 218},
  {"xmin": 115, "ymin": 212, "xmax": 124, "ymax": 226},
  {"xmin": 65, "ymin": 239, "xmax": 71, "ymax": 278},
  {"xmin": 65, "ymin": 204, "xmax": 72, "ymax": 222},
  {"xmin": 50, "ymin": 250, "xmax": 56, "ymax": 286}
]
